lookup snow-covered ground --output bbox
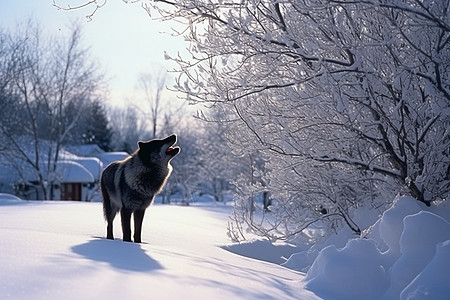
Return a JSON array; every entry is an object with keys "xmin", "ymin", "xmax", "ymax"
[
  {"xmin": 1, "ymin": 195, "xmax": 449, "ymax": 300},
  {"xmin": 0, "ymin": 198, "xmax": 319, "ymax": 300}
]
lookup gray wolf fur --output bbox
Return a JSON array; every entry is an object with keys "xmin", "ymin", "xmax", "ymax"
[{"xmin": 100, "ymin": 134, "xmax": 180, "ymax": 243}]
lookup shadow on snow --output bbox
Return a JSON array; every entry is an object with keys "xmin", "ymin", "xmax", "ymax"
[{"xmin": 72, "ymin": 238, "xmax": 163, "ymax": 272}]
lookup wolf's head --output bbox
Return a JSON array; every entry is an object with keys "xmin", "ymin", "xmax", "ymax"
[{"xmin": 137, "ymin": 134, "xmax": 180, "ymax": 167}]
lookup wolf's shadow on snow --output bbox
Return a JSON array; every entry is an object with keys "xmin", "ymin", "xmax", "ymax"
[{"xmin": 72, "ymin": 238, "xmax": 163, "ymax": 272}]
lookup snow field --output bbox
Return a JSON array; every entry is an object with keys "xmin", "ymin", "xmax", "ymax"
[{"xmin": 0, "ymin": 200, "xmax": 319, "ymax": 300}]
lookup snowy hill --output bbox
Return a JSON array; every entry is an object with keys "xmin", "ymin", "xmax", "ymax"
[{"xmin": 0, "ymin": 199, "xmax": 319, "ymax": 300}]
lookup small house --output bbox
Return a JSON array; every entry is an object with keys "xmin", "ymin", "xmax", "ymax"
[{"xmin": 0, "ymin": 142, "xmax": 127, "ymax": 201}]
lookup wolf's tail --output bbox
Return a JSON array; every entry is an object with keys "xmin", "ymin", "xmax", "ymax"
[
  {"xmin": 100, "ymin": 163, "xmax": 120, "ymax": 222},
  {"xmin": 100, "ymin": 175, "xmax": 111, "ymax": 221}
]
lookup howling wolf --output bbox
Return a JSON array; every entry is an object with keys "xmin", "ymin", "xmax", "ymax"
[{"xmin": 100, "ymin": 134, "xmax": 180, "ymax": 243}]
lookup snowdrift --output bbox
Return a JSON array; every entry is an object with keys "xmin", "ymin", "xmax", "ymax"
[{"xmin": 300, "ymin": 196, "xmax": 450, "ymax": 300}]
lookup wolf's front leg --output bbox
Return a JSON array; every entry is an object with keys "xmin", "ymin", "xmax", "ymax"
[
  {"xmin": 133, "ymin": 209, "xmax": 146, "ymax": 243},
  {"xmin": 120, "ymin": 208, "xmax": 133, "ymax": 242}
]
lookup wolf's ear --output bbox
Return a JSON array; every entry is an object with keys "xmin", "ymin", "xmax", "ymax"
[{"xmin": 138, "ymin": 141, "xmax": 144, "ymax": 148}]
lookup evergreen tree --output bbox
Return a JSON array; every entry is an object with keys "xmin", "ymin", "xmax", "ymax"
[{"xmin": 82, "ymin": 100, "xmax": 112, "ymax": 151}]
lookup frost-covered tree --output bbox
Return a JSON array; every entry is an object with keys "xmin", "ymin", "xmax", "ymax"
[{"xmin": 144, "ymin": 0, "xmax": 450, "ymax": 240}]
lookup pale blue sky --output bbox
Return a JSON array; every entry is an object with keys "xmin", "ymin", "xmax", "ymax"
[{"xmin": 0, "ymin": 0, "xmax": 186, "ymax": 107}]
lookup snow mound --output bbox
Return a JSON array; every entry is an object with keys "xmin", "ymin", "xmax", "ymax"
[
  {"xmin": 385, "ymin": 211, "xmax": 450, "ymax": 299},
  {"xmin": 303, "ymin": 196, "xmax": 450, "ymax": 300},
  {"xmin": 400, "ymin": 240, "xmax": 450, "ymax": 300},
  {"xmin": 305, "ymin": 238, "xmax": 388, "ymax": 300},
  {"xmin": 0, "ymin": 193, "xmax": 24, "ymax": 203},
  {"xmin": 282, "ymin": 249, "xmax": 319, "ymax": 273},
  {"xmin": 222, "ymin": 238, "xmax": 298, "ymax": 264},
  {"xmin": 377, "ymin": 197, "xmax": 422, "ymax": 256}
]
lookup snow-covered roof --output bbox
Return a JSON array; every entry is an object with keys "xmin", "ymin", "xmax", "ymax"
[
  {"xmin": 100, "ymin": 152, "xmax": 129, "ymax": 167},
  {"xmin": 0, "ymin": 139, "xmax": 128, "ymax": 185},
  {"xmin": 10, "ymin": 161, "xmax": 95, "ymax": 184},
  {"xmin": 27, "ymin": 161, "xmax": 95, "ymax": 183},
  {"xmin": 55, "ymin": 161, "xmax": 95, "ymax": 183},
  {"xmin": 72, "ymin": 157, "xmax": 103, "ymax": 180}
]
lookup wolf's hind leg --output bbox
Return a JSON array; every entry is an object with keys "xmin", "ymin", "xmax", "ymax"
[
  {"xmin": 102, "ymin": 185, "xmax": 119, "ymax": 240},
  {"xmin": 106, "ymin": 205, "xmax": 119, "ymax": 240},
  {"xmin": 133, "ymin": 209, "xmax": 146, "ymax": 243},
  {"xmin": 120, "ymin": 208, "xmax": 133, "ymax": 242}
]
